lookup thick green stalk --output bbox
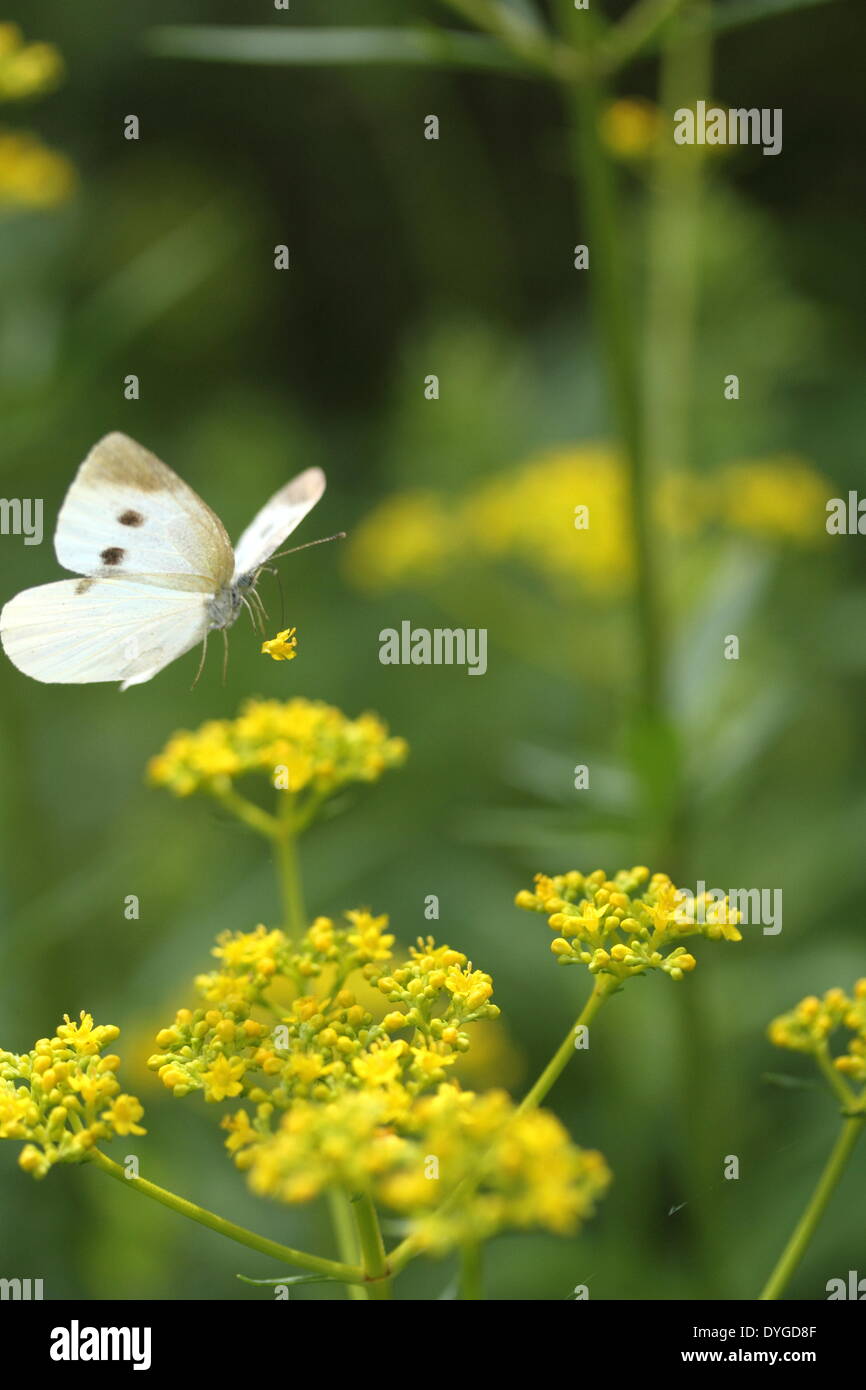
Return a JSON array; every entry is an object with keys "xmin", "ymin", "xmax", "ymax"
[
  {"xmin": 353, "ymin": 1192, "xmax": 393, "ymax": 1299},
  {"xmin": 89, "ymin": 1149, "xmax": 364, "ymax": 1284},
  {"xmin": 459, "ymin": 1242, "xmax": 483, "ymax": 1300},
  {"xmin": 275, "ymin": 792, "xmax": 306, "ymax": 934},
  {"xmin": 759, "ymin": 1115, "xmax": 865, "ymax": 1300},
  {"xmin": 328, "ymin": 1189, "xmax": 368, "ymax": 1301},
  {"xmin": 557, "ymin": 10, "xmax": 663, "ymax": 719}
]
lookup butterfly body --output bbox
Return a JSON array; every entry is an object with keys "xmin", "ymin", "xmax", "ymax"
[{"xmin": 0, "ymin": 433, "xmax": 326, "ymax": 689}]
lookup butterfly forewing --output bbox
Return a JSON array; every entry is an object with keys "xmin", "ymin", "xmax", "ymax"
[
  {"xmin": 232, "ymin": 467, "xmax": 326, "ymax": 580},
  {"xmin": 55, "ymin": 432, "xmax": 234, "ymax": 591}
]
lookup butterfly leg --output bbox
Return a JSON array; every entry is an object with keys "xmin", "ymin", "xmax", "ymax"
[
  {"xmin": 240, "ymin": 594, "xmax": 262, "ymax": 634},
  {"xmin": 249, "ymin": 585, "xmax": 269, "ymax": 624},
  {"xmin": 221, "ymin": 628, "xmax": 229, "ymax": 685},
  {"xmin": 190, "ymin": 630, "xmax": 209, "ymax": 690}
]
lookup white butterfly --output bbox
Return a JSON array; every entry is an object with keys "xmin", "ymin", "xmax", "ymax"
[{"xmin": 0, "ymin": 432, "xmax": 326, "ymax": 690}]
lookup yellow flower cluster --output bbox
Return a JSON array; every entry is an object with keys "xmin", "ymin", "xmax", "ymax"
[
  {"xmin": 230, "ymin": 1081, "xmax": 610, "ymax": 1251},
  {"xmin": 0, "ymin": 1013, "xmax": 145, "ymax": 1179},
  {"xmin": 147, "ymin": 697, "xmax": 408, "ymax": 800},
  {"xmin": 345, "ymin": 447, "xmax": 832, "ymax": 598},
  {"xmin": 148, "ymin": 915, "xmax": 499, "ymax": 1116},
  {"xmin": 0, "ymin": 24, "xmax": 63, "ymax": 101},
  {"xmin": 769, "ymin": 981, "xmax": 866, "ymax": 1092},
  {"xmin": 516, "ymin": 867, "xmax": 741, "ymax": 981},
  {"xmin": 0, "ymin": 27, "xmax": 74, "ymax": 211},
  {"xmin": 150, "ymin": 912, "xmax": 608, "ymax": 1250}
]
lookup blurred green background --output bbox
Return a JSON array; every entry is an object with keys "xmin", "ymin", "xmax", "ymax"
[{"xmin": 1, "ymin": 0, "xmax": 864, "ymax": 1300}]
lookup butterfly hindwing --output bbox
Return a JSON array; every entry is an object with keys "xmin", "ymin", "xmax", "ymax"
[
  {"xmin": 232, "ymin": 467, "xmax": 326, "ymax": 580},
  {"xmin": 0, "ymin": 578, "xmax": 210, "ymax": 689},
  {"xmin": 55, "ymin": 432, "xmax": 234, "ymax": 591}
]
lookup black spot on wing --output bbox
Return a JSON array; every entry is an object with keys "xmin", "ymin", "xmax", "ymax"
[
  {"xmin": 101, "ymin": 546, "xmax": 125, "ymax": 566},
  {"xmin": 119, "ymin": 509, "xmax": 144, "ymax": 526}
]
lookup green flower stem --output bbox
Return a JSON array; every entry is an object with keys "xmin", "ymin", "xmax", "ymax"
[
  {"xmin": 518, "ymin": 974, "xmax": 617, "ymax": 1114},
  {"xmin": 275, "ymin": 792, "xmax": 306, "ymax": 935},
  {"xmin": 601, "ymin": 0, "xmax": 687, "ymax": 70},
  {"xmin": 388, "ymin": 976, "xmax": 615, "ymax": 1276},
  {"xmin": 439, "ymin": 0, "xmax": 584, "ymax": 79},
  {"xmin": 215, "ymin": 786, "xmax": 279, "ymax": 839},
  {"xmin": 89, "ymin": 1149, "xmax": 364, "ymax": 1285},
  {"xmin": 459, "ymin": 1241, "xmax": 483, "ymax": 1300},
  {"xmin": 759, "ymin": 1113, "xmax": 866, "ymax": 1301},
  {"xmin": 328, "ymin": 1189, "xmax": 368, "ymax": 1301},
  {"xmin": 353, "ymin": 1192, "xmax": 393, "ymax": 1299},
  {"xmin": 557, "ymin": 9, "xmax": 663, "ymax": 719},
  {"xmin": 815, "ymin": 1043, "xmax": 858, "ymax": 1111}
]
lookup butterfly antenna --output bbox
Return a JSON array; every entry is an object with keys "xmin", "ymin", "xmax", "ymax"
[
  {"xmin": 191, "ymin": 631, "xmax": 209, "ymax": 691},
  {"xmin": 268, "ymin": 531, "xmax": 346, "ymax": 562},
  {"xmin": 222, "ymin": 629, "xmax": 229, "ymax": 685},
  {"xmin": 275, "ymin": 564, "xmax": 286, "ymax": 627}
]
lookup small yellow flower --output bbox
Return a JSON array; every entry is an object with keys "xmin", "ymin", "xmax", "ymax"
[
  {"xmin": 261, "ymin": 627, "xmax": 298, "ymax": 661},
  {"xmin": 101, "ymin": 1094, "xmax": 146, "ymax": 1137},
  {"xmin": 201, "ymin": 1054, "xmax": 247, "ymax": 1103}
]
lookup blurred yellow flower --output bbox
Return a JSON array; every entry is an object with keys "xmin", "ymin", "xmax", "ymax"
[
  {"xmin": 0, "ymin": 26, "xmax": 74, "ymax": 213},
  {"xmin": 0, "ymin": 128, "xmax": 74, "ymax": 207},
  {"xmin": 714, "ymin": 455, "xmax": 831, "ymax": 544},
  {"xmin": 769, "ymin": 981, "xmax": 866, "ymax": 1094},
  {"xmin": 147, "ymin": 696, "xmax": 408, "ymax": 800},
  {"xmin": 344, "ymin": 491, "xmax": 455, "ymax": 592},
  {"xmin": 0, "ymin": 24, "xmax": 64, "ymax": 101},
  {"xmin": 600, "ymin": 97, "xmax": 661, "ymax": 159},
  {"xmin": 345, "ymin": 445, "xmax": 833, "ymax": 604}
]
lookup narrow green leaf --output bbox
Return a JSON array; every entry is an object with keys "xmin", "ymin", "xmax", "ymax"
[
  {"xmin": 708, "ymin": 0, "xmax": 841, "ymax": 34},
  {"xmin": 146, "ymin": 25, "xmax": 527, "ymax": 75},
  {"xmin": 761, "ymin": 1072, "xmax": 817, "ymax": 1091},
  {"xmin": 237, "ymin": 1271, "xmax": 343, "ymax": 1286}
]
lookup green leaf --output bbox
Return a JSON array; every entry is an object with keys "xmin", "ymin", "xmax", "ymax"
[
  {"xmin": 237, "ymin": 1272, "xmax": 343, "ymax": 1287},
  {"xmin": 761, "ymin": 1072, "xmax": 817, "ymax": 1091},
  {"xmin": 708, "ymin": 0, "xmax": 841, "ymax": 35},
  {"xmin": 146, "ymin": 25, "xmax": 526, "ymax": 75}
]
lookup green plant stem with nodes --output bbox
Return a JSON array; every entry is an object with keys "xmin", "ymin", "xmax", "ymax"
[
  {"xmin": 519, "ymin": 974, "xmax": 618, "ymax": 1113},
  {"xmin": 759, "ymin": 1112, "xmax": 866, "ymax": 1300},
  {"xmin": 353, "ymin": 1192, "xmax": 393, "ymax": 1299},
  {"xmin": 555, "ymin": 5, "xmax": 664, "ymax": 721},
  {"xmin": 88, "ymin": 1149, "xmax": 365, "ymax": 1285}
]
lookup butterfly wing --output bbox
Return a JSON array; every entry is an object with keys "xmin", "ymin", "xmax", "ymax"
[
  {"xmin": 0, "ymin": 578, "xmax": 210, "ymax": 690},
  {"xmin": 232, "ymin": 467, "xmax": 325, "ymax": 580},
  {"xmin": 55, "ymin": 432, "xmax": 234, "ymax": 591}
]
